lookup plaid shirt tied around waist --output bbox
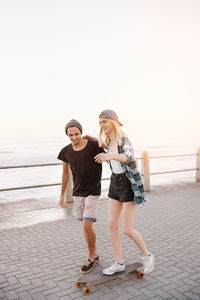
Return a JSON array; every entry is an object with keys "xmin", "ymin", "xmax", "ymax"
[{"xmin": 112, "ymin": 135, "xmax": 147, "ymax": 205}]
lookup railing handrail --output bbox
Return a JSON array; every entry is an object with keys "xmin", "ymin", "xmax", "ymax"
[
  {"xmin": 0, "ymin": 163, "xmax": 61, "ymax": 170},
  {"xmin": 0, "ymin": 153, "xmax": 197, "ymax": 170},
  {"xmin": 149, "ymin": 153, "xmax": 196, "ymax": 159},
  {"xmin": 0, "ymin": 150, "xmax": 199, "ymax": 192}
]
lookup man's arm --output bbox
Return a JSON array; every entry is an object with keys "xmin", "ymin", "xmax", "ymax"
[
  {"xmin": 59, "ymin": 162, "xmax": 69, "ymax": 208},
  {"xmin": 83, "ymin": 135, "xmax": 108, "ymax": 149}
]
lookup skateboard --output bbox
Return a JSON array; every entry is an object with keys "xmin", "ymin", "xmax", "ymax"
[{"xmin": 75, "ymin": 262, "xmax": 144, "ymax": 295}]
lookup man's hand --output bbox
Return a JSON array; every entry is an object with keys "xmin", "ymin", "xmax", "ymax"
[{"xmin": 59, "ymin": 195, "xmax": 67, "ymax": 208}]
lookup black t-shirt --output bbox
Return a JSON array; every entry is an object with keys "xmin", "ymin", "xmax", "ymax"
[{"xmin": 57, "ymin": 140, "xmax": 104, "ymax": 197}]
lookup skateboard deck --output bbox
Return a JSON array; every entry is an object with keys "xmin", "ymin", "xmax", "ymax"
[{"xmin": 75, "ymin": 262, "xmax": 144, "ymax": 295}]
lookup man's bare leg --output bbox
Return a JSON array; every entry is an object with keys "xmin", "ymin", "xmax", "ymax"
[{"xmin": 82, "ymin": 220, "xmax": 97, "ymax": 258}]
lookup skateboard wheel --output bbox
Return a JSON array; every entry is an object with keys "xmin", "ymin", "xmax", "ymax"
[
  {"xmin": 75, "ymin": 280, "xmax": 80, "ymax": 287},
  {"xmin": 82, "ymin": 286, "xmax": 90, "ymax": 295},
  {"xmin": 137, "ymin": 272, "xmax": 144, "ymax": 279}
]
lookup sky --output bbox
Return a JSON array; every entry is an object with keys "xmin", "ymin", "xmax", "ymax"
[{"xmin": 1, "ymin": 0, "xmax": 200, "ymax": 140}]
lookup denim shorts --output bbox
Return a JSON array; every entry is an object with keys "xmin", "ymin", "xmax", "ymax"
[{"xmin": 108, "ymin": 173, "xmax": 135, "ymax": 202}]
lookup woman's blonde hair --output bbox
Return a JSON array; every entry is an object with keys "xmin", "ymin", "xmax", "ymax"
[{"xmin": 98, "ymin": 118, "xmax": 123, "ymax": 146}]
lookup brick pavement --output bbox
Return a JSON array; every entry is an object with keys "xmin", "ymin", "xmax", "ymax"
[{"xmin": 0, "ymin": 182, "xmax": 200, "ymax": 299}]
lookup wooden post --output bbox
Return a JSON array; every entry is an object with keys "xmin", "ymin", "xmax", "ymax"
[
  {"xmin": 141, "ymin": 150, "xmax": 150, "ymax": 192},
  {"xmin": 64, "ymin": 166, "xmax": 73, "ymax": 203},
  {"xmin": 196, "ymin": 148, "xmax": 200, "ymax": 183}
]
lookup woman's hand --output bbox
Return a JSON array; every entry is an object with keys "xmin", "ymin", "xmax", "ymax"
[{"xmin": 94, "ymin": 153, "xmax": 110, "ymax": 163}]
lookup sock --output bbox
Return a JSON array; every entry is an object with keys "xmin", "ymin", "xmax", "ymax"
[
  {"xmin": 88, "ymin": 257, "xmax": 94, "ymax": 261},
  {"xmin": 144, "ymin": 252, "xmax": 151, "ymax": 257},
  {"xmin": 117, "ymin": 261, "xmax": 124, "ymax": 265}
]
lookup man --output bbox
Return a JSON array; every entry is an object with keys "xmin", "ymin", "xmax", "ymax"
[{"xmin": 57, "ymin": 119, "xmax": 104, "ymax": 273}]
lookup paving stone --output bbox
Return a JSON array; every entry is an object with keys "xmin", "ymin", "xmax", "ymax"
[
  {"xmin": 42, "ymin": 287, "xmax": 62, "ymax": 296},
  {"xmin": 114, "ymin": 293, "xmax": 136, "ymax": 300},
  {"xmin": 154, "ymin": 276, "xmax": 171, "ymax": 285},
  {"xmin": 184, "ymin": 291, "xmax": 200, "ymax": 300},
  {"xmin": 18, "ymin": 292, "xmax": 32, "ymax": 300},
  {"xmin": 16, "ymin": 272, "xmax": 33, "ymax": 279},
  {"xmin": 139, "ymin": 287, "xmax": 157, "ymax": 297},
  {"xmin": 46, "ymin": 295, "xmax": 60, "ymax": 300},
  {"xmin": 59, "ymin": 296, "xmax": 71, "ymax": 300},
  {"xmin": 56, "ymin": 280, "xmax": 71, "ymax": 290},
  {"xmin": 7, "ymin": 277, "xmax": 19, "ymax": 285},
  {"xmin": 31, "ymin": 294, "xmax": 46, "ymax": 300},
  {"xmin": 99, "ymin": 293, "xmax": 118, "ymax": 300},
  {"xmin": 191, "ymin": 286, "xmax": 200, "ymax": 295},
  {"xmin": 0, "ymin": 276, "xmax": 6, "ymax": 284},
  {"xmin": 168, "ymin": 276, "xmax": 186, "ymax": 286},
  {"xmin": 0, "ymin": 290, "xmax": 5, "ymax": 299},
  {"xmin": 146, "ymin": 281, "xmax": 164, "ymax": 290},
  {"xmin": 182, "ymin": 278, "xmax": 200, "ymax": 288},
  {"xmin": 162, "ymin": 282, "xmax": 179, "ymax": 291},
  {"xmin": 169, "ymin": 289, "xmax": 189, "ymax": 300},
  {"xmin": 3, "ymin": 284, "xmax": 22, "ymax": 292},
  {"xmin": 177, "ymin": 283, "xmax": 193, "ymax": 293},
  {"xmin": 129, "ymin": 295, "xmax": 147, "ymax": 300},
  {"xmin": 150, "ymin": 297, "xmax": 167, "ymax": 300},
  {"xmin": 57, "ymin": 289, "xmax": 74, "ymax": 297},
  {"xmin": 154, "ymin": 288, "xmax": 172, "ymax": 299},
  {"xmin": 126, "ymin": 286, "xmax": 143, "ymax": 297},
  {"xmin": 29, "ymin": 286, "xmax": 49, "ymax": 295},
  {"xmin": 5, "ymin": 271, "xmax": 21, "ymax": 278},
  {"xmin": 14, "ymin": 284, "xmax": 35, "ymax": 293},
  {"xmin": 4, "ymin": 291, "xmax": 19, "ymax": 300},
  {"xmin": 44, "ymin": 279, "xmax": 58, "ymax": 288},
  {"xmin": 53, "ymin": 274, "xmax": 71, "ymax": 282},
  {"xmin": 31, "ymin": 278, "xmax": 44, "ymax": 287},
  {"xmin": 190, "ymin": 273, "xmax": 200, "ymax": 281}
]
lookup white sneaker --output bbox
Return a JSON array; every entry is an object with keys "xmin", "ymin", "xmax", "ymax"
[
  {"xmin": 102, "ymin": 262, "xmax": 126, "ymax": 275},
  {"xmin": 143, "ymin": 253, "xmax": 154, "ymax": 274}
]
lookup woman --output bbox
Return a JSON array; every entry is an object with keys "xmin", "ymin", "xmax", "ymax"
[{"xmin": 94, "ymin": 109, "xmax": 154, "ymax": 275}]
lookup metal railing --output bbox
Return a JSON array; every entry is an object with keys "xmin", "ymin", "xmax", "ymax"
[
  {"xmin": 0, "ymin": 163, "xmax": 61, "ymax": 170},
  {"xmin": 0, "ymin": 149, "xmax": 200, "ymax": 194},
  {"xmin": 141, "ymin": 150, "xmax": 200, "ymax": 191},
  {"xmin": 147, "ymin": 153, "xmax": 198, "ymax": 175}
]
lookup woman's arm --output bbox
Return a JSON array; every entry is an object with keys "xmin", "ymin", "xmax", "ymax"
[
  {"xmin": 94, "ymin": 152, "xmax": 128, "ymax": 163},
  {"xmin": 119, "ymin": 136, "xmax": 135, "ymax": 163}
]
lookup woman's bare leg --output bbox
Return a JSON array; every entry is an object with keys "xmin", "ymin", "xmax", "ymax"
[
  {"xmin": 122, "ymin": 202, "xmax": 148, "ymax": 256},
  {"xmin": 108, "ymin": 198, "xmax": 123, "ymax": 261}
]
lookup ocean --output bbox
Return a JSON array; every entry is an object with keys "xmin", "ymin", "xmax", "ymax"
[{"xmin": 0, "ymin": 134, "xmax": 199, "ymax": 203}]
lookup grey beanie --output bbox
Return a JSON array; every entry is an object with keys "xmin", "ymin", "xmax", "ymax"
[{"xmin": 65, "ymin": 119, "xmax": 83, "ymax": 135}]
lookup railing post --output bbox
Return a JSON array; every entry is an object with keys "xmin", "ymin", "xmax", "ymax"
[
  {"xmin": 141, "ymin": 150, "xmax": 150, "ymax": 192},
  {"xmin": 196, "ymin": 148, "xmax": 200, "ymax": 183},
  {"xmin": 64, "ymin": 166, "xmax": 73, "ymax": 203}
]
